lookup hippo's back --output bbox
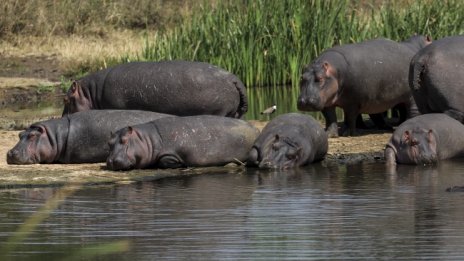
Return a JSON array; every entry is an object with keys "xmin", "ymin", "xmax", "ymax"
[
  {"xmin": 150, "ymin": 115, "xmax": 259, "ymax": 166},
  {"xmin": 100, "ymin": 61, "xmax": 245, "ymax": 117}
]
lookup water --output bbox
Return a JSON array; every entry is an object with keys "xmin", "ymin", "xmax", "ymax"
[{"xmin": 2, "ymin": 161, "xmax": 464, "ymax": 260}]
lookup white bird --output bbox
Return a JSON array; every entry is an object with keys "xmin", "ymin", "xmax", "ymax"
[{"xmin": 261, "ymin": 104, "xmax": 277, "ymax": 115}]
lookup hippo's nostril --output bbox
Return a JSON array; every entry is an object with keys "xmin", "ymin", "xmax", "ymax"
[{"xmin": 7, "ymin": 150, "xmax": 17, "ymax": 158}]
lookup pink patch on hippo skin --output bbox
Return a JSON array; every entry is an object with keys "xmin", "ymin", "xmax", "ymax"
[
  {"xmin": 65, "ymin": 81, "xmax": 93, "ymax": 113},
  {"xmin": 319, "ymin": 62, "xmax": 339, "ymax": 108}
]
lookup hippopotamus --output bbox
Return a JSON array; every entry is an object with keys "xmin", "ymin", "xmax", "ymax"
[
  {"xmin": 409, "ymin": 35, "xmax": 464, "ymax": 122},
  {"xmin": 106, "ymin": 115, "xmax": 260, "ymax": 170},
  {"xmin": 6, "ymin": 110, "xmax": 172, "ymax": 164},
  {"xmin": 385, "ymin": 113, "xmax": 464, "ymax": 165},
  {"xmin": 248, "ymin": 113, "xmax": 328, "ymax": 169},
  {"xmin": 62, "ymin": 60, "xmax": 247, "ymax": 118},
  {"xmin": 297, "ymin": 35, "xmax": 431, "ymax": 137}
]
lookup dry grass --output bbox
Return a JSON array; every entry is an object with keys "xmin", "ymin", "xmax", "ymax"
[{"xmin": 0, "ymin": 29, "xmax": 151, "ymax": 76}]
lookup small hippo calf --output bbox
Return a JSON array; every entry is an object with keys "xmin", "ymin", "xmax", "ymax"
[
  {"xmin": 385, "ymin": 113, "xmax": 464, "ymax": 165},
  {"xmin": 7, "ymin": 110, "xmax": 172, "ymax": 164},
  {"xmin": 106, "ymin": 115, "xmax": 260, "ymax": 170},
  {"xmin": 248, "ymin": 113, "xmax": 328, "ymax": 169}
]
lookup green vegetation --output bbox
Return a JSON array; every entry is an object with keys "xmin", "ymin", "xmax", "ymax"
[
  {"xmin": 1, "ymin": 0, "xmax": 463, "ymax": 87},
  {"xmin": 134, "ymin": 0, "xmax": 464, "ymax": 88}
]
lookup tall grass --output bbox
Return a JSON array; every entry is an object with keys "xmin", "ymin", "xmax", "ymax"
[{"xmin": 135, "ymin": 0, "xmax": 464, "ymax": 88}]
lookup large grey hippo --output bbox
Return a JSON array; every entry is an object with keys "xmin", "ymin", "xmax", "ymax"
[
  {"xmin": 385, "ymin": 113, "xmax": 464, "ymax": 165},
  {"xmin": 409, "ymin": 35, "xmax": 464, "ymax": 122},
  {"xmin": 106, "ymin": 115, "xmax": 260, "ymax": 170},
  {"xmin": 248, "ymin": 113, "xmax": 328, "ymax": 169},
  {"xmin": 297, "ymin": 35, "xmax": 431, "ymax": 137},
  {"xmin": 7, "ymin": 110, "xmax": 172, "ymax": 164},
  {"xmin": 62, "ymin": 61, "xmax": 247, "ymax": 118}
]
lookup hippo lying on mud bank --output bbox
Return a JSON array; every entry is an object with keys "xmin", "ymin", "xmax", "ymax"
[
  {"xmin": 409, "ymin": 35, "xmax": 464, "ymax": 122},
  {"xmin": 297, "ymin": 35, "xmax": 431, "ymax": 137},
  {"xmin": 7, "ymin": 110, "xmax": 172, "ymax": 164},
  {"xmin": 248, "ymin": 113, "xmax": 328, "ymax": 169},
  {"xmin": 106, "ymin": 115, "xmax": 259, "ymax": 170},
  {"xmin": 62, "ymin": 60, "xmax": 247, "ymax": 118},
  {"xmin": 385, "ymin": 113, "xmax": 464, "ymax": 165}
]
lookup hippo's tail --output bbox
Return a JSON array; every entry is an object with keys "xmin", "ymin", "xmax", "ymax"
[
  {"xmin": 234, "ymin": 80, "xmax": 248, "ymax": 119},
  {"xmin": 409, "ymin": 54, "xmax": 426, "ymax": 92}
]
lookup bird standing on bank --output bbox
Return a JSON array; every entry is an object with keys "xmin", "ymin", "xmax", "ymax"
[{"xmin": 261, "ymin": 104, "xmax": 277, "ymax": 115}]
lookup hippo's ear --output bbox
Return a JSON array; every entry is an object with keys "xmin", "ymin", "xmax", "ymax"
[
  {"xmin": 425, "ymin": 35, "xmax": 432, "ymax": 44},
  {"xmin": 322, "ymin": 62, "xmax": 336, "ymax": 77},
  {"xmin": 36, "ymin": 125, "xmax": 46, "ymax": 134},
  {"xmin": 402, "ymin": 130, "xmax": 411, "ymax": 142},
  {"xmin": 274, "ymin": 134, "xmax": 280, "ymax": 141},
  {"xmin": 70, "ymin": 81, "xmax": 77, "ymax": 93},
  {"xmin": 427, "ymin": 129, "xmax": 437, "ymax": 149},
  {"xmin": 127, "ymin": 126, "xmax": 133, "ymax": 134}
]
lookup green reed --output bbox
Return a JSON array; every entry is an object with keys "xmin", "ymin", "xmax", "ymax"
[{"xmin": 132, "ymin": 0, "xmax": 463, "ymax": 88}]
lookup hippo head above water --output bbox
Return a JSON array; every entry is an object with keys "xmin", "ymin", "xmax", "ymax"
[
  {"xmin": 249, "ymin": 134, "xmax": 305, "ymax": 169},
  {"xmin": 62, "ymin": 81, "xmax": 93, "ymax": 115},
  {"xmin": 7, "ymin": 126, "xmax": 57, "ymax": 164},
  {"xmin": 106, "ymin": 126, "xmax": 153, "ymax": 171},
  {"xmin": 297, "ymin": 61, "xmax": 340, "ymax": 112},
  {"xmin": 386, "ymin": 128, "xmax": 438, "ymax": 165}
]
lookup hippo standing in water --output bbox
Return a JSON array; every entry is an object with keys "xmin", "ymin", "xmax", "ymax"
[
  {"xmin": 248, "ymin": 113, "xmax": 328, "ymax": 169},
  {"xmin": 7, "ymin": 110, "xmax": 172, "ymax": 164},
  {"xmin": 62, "ymin": 61, "xmax": 247, "ymax": 118},
  {"xmin": 409, "ymin": 35, "xmax": 464, "ymax": 122},
  {"xmin": 297, "ymin": 35, "xmax": 431, "ymax": 137},
  {"xmin": 385, "ymin": 113, "xmax": 464, "ymax": 165},
  {"xmin": 106, "ymin": 115, "xmax": 259, "ymax": 170}
]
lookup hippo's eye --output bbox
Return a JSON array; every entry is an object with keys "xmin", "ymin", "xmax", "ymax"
[{"xmin": 272, "ymin": 143, "xmax": 282, "ymax": 151}]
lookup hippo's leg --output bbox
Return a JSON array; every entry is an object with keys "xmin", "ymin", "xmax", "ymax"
[
  {"xmin": 158, "ymin": 155, "xmax": 185, "ymax": 169},
  {"xmin": 406, "ymin": 96, "xmax": 420, "ymax": 119},
  {"xmin": 444, "ymin": 109, "xmax": 464, "ymax": 123},
  {"xmin": 385, "ymin": 146, "xmax": 397, "ymax": 165},
  {"xmin": 370, "ymin": 113, "xmax": 393, "ymax": 131},
  {"xmin": 341, "ymin": 108, "xmax": 358, "ymax": 136},
  {"xmin": 322, "ymin": 107, "xmax": 338, "ymax": 138},
  {"xmin": 356, "ymin": 115, "xmax": 369, "ymax": 129}
]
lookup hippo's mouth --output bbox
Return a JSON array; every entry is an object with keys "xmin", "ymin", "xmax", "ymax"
[
  {"xmin": 296, "ymin": 97, "xmax": 325, "ymax": 111},
  {"xmin": 6, "ymin": 150, "xmax": 38, "ymax": 165},
  {"xmin": 106, "ymin": 156, "xmax": 136, "ymax": 171}
]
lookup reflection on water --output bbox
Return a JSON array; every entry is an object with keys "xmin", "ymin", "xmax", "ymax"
[
  {"xmin": 0, "ymin": 86, "xmax": 330, "ymax": 126},
  {"xmin": 245, "ymin": 85, "xmax": 329, "ymax": 121},
  {"xmin": 2, "ymin": 161, "xmax": 464, "ymax": 260}
]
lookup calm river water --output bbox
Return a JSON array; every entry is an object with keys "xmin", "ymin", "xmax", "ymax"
[{"xmin": 2, "ymin": 161, "xmax": 464, "ymax": 260}]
